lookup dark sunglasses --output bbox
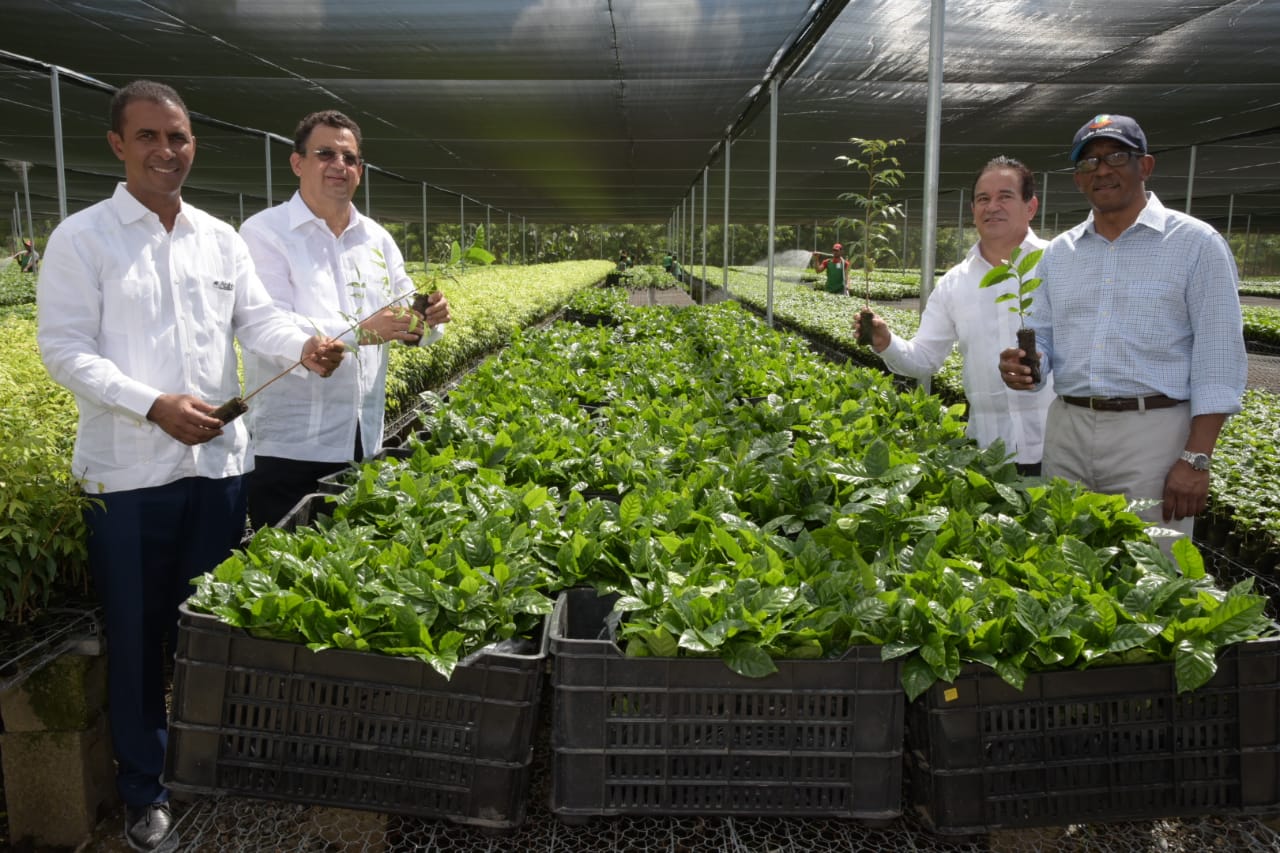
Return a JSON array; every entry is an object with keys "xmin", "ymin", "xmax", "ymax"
[{"xmin": 309, "ymin": 147, "xmax": 361, "ymax": 167}]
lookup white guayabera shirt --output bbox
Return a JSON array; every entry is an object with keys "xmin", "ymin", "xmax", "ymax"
[
  {"xmin": 36, "ymin": 184, "xmax": 310, "ymax": 493},
  {"xmin": 878, "ymin": 234, "xmax": 1055, "ymax": 465},
  {"xmin": 240, "ymin": 192, "xmax": 444, "ymax": 464}
]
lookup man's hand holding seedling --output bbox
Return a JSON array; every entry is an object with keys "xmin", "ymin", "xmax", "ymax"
[
  {"xmin": 852, "ymin": 311, "xmax": 891, "ymax": 352},
  {"xmin": 358, "ymin": 306, "xmax": 424, "ymax": 345},
  {"xmin": 302, "ymin": 335, "xmax": 346, "ymax": 375},
  {"xmin": 416, "ymin": 290, "xmax": 451, "ymax": 329},
  {"xmin": 147, "ymin": 394, "xmax": 229, "ymax": 445},
  {"xmin": 998, "ymin": 346, "xmax": 1039, "ymax": 389}
]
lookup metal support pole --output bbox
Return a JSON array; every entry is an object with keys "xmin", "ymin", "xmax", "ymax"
[
  {"xmin": 19, "ymin": 163, "xmax": 34, "ymax": 249},
  {"xmin": 239, "ymin": 194, "xmax": 244, "ymax": 224},
  {"xmin": 1185, "ymin": 144, "xmax": 1197, "ymax": 215},
  {"xmin": 766, "ymin": 78, "xmax": 778, "ymax": 327},
  {"xmin": 918, "ymin": 0, "xmax": 947, "ymax": 395},
  {"xmin": 485, "ymin": 205, "xmax": 491, "ymax": 250},
  {"xmin": 1040, "ymin": 172, "xmax": 1049, "ymax": 233},
  {"xmin": 689, "ymin": 184, "xmax": 696, "ymax": 293},
  {"xmin": 902, "ymin": 198, "xmax": 909, "ymax": 267},
  {"xmin": 265, "ymin": 134, "xmax": 273, "ymax": 207},
  {"xmin": 364, "ymin": 167, "xmax": 371, "ymax": 218},
  {"xmin": 1242, "ymin": 214, "xmax": 1252, "ymax": 277},
  {"xmin": 1226, "ymin": 194, "xmax": 1234, "ymax": 237},
  {"xmin": 51, "ymin": 68, "xmax": 68, "ymax": 220},
  {"xmin": 956, "ymin": 189, "xmax": 965, "ymax": 265},
  {"xmin": 422, "ymin": 184, "xmax": 428, "ymax": 263},
  {"xmin": 459, "ymin": 196, "xmax": 465, "ymax": 243},
  {"xmin": 723, "ymin": 137, "xmax": 731, "ymax": 294},
  {"xmin": 507, "ymin": 212, "xmax": 512, "ymax": 263},
  {"xmin": 700, "ymin": 167, "xmax": 708, "ymax": 302}
]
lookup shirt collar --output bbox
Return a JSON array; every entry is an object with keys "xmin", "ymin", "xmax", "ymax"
[
  {"xmin": 109, "ymin": 182, "xmax": 191, "ymax": 229},
  {"xmin": 1078, "ymin": 190, "xmax": 1163, "ymax": 241},
  {"xmin": 286, "ymin": 190, "xmax": 364, "ymax": 238},
  {"xmin": 968, "ymin": 229, "xmax": 1041, "ymax": 266}
]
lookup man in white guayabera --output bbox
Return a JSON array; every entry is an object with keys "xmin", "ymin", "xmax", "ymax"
[
  {"xmin": 36, "ymin": 80, "xmax": 344, "ymax": 852},
  {"xmin": 239, "ymin": 110, "xmax": 451, "ymax": 528},
  {"xmin": 856, "ymin": 156, "xmax": 1054, "ymax": 475}
]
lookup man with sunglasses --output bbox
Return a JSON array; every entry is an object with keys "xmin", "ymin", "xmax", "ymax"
[
  {"xmin": 239, "ymin": 110, "xmax": 451, "ymax": 528},
  {"xmin": 999, "ymin": 114, "xmax": 1245, "ymax": 546}
]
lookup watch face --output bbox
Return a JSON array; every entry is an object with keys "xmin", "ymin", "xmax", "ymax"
[{"xmin": 1184, "ymin": 452, "xmax": 1211, "ymax": 471}]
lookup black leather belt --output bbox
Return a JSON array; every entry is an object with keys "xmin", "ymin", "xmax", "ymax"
[{"xmin": 1060, "ymin": 394, "xmax": 1184, "ymax": 412}]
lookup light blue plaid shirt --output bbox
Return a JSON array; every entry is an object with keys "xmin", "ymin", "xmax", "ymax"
[{"xmin": 1031, "ymin": 192, "xmax": 1245, "ymax": 417}]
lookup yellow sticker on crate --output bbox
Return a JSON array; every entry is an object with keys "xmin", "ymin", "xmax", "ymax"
[{"xmin": 943, "ymin": 687, "xmax": 959, "ymax": 703}]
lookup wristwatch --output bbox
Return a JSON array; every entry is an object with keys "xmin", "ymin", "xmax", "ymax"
[{"xmin": 1179, "ymin": 450, "xmax": 1212, "ymax": 472}]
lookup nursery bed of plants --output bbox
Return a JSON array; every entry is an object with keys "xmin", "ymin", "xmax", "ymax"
[
  {"xmin": 158, "ymin": 300, "xmax": 1280, "ymax": 850},
  {"xmin": 693, "ymin": 266, "xmax": 1280, "ymax": 577},
  {"xmin": 5, "ymin": 270, "xmax": 1275, "ymax": 850},
  {"xmin": 0, "ymin": 260, "xmax": 611, "ymax": 624}
]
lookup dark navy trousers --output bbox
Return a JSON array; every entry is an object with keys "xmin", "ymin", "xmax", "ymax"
[{"xmin": 86, "ymin": 475, "xmax": 246, "ymax": 808}]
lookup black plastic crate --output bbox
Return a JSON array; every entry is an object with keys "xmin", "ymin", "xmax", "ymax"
[
  {"xmin": 164, "ymin": 604, "xmax": 549, "ymax": 828},
  {"xmin": 549, "ymin": 588, "xmax": 903, "ymax": 820},
  {"xmin": 907, "ymin": 637, "xmax": 1280, "ymax": 834},
  {"xmin": 314, "ymin": 447, "xmax": 416, "ymax": 496}
]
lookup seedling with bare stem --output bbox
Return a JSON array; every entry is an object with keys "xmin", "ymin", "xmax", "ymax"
[
  {"xmin": 978, "ymin": 245, "xmax": 1044, "ymax": 383},
  {"xmin": 211, "ymin": 236, "xmax": 494, "ymax": 423},
  {"xmin": 836, "ymin": 137, "xmax": 905, "ymax": 345}
]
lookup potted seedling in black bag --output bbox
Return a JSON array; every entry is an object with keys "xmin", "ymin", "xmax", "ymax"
[
  {"xmin": 979, "ymin": 246, "xmax": 1044, "ymax": 384},
  {"xmin": 836, "ymin": 137, "xmax": 905, "ymax": 346}
]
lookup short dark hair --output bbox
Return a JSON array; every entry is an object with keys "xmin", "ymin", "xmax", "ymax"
[
  {"xmin": 293, "ymin": 110, "xmax": 363, "ymax": 154},
  {"xmin": 972, "ymin": 156, "xmax": 1035, "ymax": 202},
  {"xmin": 110, "ymin": 80, "xmax": 188, "ymax": 135}
]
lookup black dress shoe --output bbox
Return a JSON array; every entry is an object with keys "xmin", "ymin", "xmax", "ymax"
[{"xmin": 125, "ymin": 802, "xmax": 179, "ymax": 853}]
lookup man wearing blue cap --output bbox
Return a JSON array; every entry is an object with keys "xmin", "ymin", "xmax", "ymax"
[{"xmin": 998, "ymin": 114, "xmax": 1245, "ymax": 545}]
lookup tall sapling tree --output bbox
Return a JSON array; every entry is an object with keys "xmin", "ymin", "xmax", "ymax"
[{"xmin": 836, "ymin": 137, "xmax": 905, "ymax": 346}]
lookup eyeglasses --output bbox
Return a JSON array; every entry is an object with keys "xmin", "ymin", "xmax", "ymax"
[
  {"xmin": 309, "ymin": 147, "xmax": 361, "ymax": 168},
  {"xmin": 1074, "ymin": 150, "xmax": 1140, "ymax": 173}
]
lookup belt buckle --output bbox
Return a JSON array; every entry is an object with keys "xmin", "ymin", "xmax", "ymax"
[{"xmin": 1088, "ymin": 396, "xmax": 1105, "ymax": 411}]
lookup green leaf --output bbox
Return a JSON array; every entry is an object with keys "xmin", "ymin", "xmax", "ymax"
[
  {"xmin": 901, "ymin": 655, "xmax": 940, "ymax": 702},
  {"xmin": 1173, "ymin": 636, "xmax": 1218, "ymax": 692},
  {"xmin": 726, "ymin": 641, "xmax": 777, "ymax": 678}
]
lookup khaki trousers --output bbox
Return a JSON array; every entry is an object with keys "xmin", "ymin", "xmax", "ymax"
[{"xmin": 1041, "ymin": 397, "xmax": 1194, "ymax": 542}]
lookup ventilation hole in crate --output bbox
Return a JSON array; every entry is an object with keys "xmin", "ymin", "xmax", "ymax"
[
  {"xmin": 608, "ymin": 753, "xmax": 667, "ymax": 780},
  {"xmin": 670, "ymin": 722, "xmax": 727, "ymax": 749},
  {"xmin": 606, "ymin": 782, "xmax": 664, "ymax": 808},
  {"xmin": 225, "ymin": 699, "xmax": 285, "ymax": 732},
  {"xmin": 608, "ymin": 691, "xmax": 659, "ymax": 718},
  {"xmin": 606, "ymin": 721, "xmax": 662, "ymax": 748},
  {"xmin": 220, "ymin": 731, "xmax": 280, "ymax": 761},
  {"xmin": 414, "ymin": 722, "xmax": 472, "ymax": 754}
]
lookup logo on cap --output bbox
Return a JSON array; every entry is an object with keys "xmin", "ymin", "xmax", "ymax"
[{"xmin": 1088, "ymin": 115, "xmax": 1115, "ymax": 129}]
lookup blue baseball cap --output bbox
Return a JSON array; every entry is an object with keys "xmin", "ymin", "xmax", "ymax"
[{"xmin": 1070, "ymin": 114, "xmax": 1148, "ymax": 162}]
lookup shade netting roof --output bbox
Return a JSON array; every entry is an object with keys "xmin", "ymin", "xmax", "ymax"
[{"xmin": 1, "ymin": 0, "xmax": 1277, "ymax": 232}]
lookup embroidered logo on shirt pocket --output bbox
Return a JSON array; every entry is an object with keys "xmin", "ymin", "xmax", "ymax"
[{"xmin": 212, "ymin": 280, "xmax": 234, "ymax": 291}]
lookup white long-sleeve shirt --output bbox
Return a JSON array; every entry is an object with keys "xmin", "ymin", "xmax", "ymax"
[
  {"xmin": 879, "ymin": 234, "xmax": 1055, "ymax": 464},
  {"xmin": 36, "ymin": 184, "xmax": 310, "ymax": 493},
  {"xmin": 239, "ymin": 192, "xmax": 444, "ymax": 463}
]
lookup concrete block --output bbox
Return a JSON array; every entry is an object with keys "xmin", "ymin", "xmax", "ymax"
[
  {"xmin": 1, "ymin": 714, "xmax": 117, "ymax": 848},
  {"xmin": 301, "ymin": 806, "xmax": 389, "ymax": 853},
  {"xmin": 0, "ymin": 652, "xmax": 107, "ymax": 732}
]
